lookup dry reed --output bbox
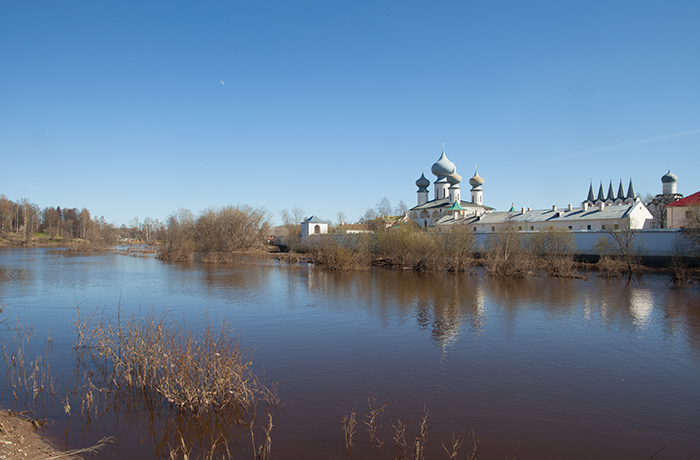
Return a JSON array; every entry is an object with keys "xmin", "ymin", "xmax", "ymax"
[
  {"xmin": 1, "ymin": 321, "xmax": 56, "ymax": 417},
  {"xmin": 342, "ymin": 408, "xmax": 357, "ymax": 453},
  {"xmin": 413, "ymin": 407, "xmax": 430, "ymax": 460},
  {"xmin": 442, "ymin": 431, "xmax": 464, "ymax": 460},
  {"xmin": 391, "ymin": 417, "xmax": 408, "ymax": 459},
  {"xmin": 364, "ymin": 397, "xmax": 387, "ymax": 450},
  {"xmin": 79, "ymin": 309, "xmax": 277, "ymax": 415}
]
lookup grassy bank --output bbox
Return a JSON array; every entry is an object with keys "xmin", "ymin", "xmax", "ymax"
[{"xmin": 0, "ymin": 231, "xmax": 81, "ymax": 248}]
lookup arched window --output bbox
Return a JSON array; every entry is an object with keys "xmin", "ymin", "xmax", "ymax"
[{"xmin": 314, "ymin": 225, "xmax": 321, "ymax": 234}]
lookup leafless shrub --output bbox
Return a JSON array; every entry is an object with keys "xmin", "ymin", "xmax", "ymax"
[
  {"xmin": 373, "ymin": 224, "xmax": 477, "ymax": 271},
  {"xmin": 364, "ymin": 397, "xmax": 387, "ymax": 451},
  {"xmin": 412, "ymin": 407, "xmax": 430, "ymax": 460},
  {"xmin": 595, "ymin": 221, "xmax": 643, "ymax": 281},
  {"xmin": 442, "ymin": 431, "xmax": 463, "ymax": 460},
  {"xmin": 306, "ymin": 235, "xmax": 373, "ymax": 270},
  {"xmin": 79, "ymin": 309, "xmax": 277, "ymax": 415},
  {"xmin": 391, "ymin": 417, "xmax": 408, "ymax": 459},
  {"xmin": 483, "ymin": 224, "xmax": 533, "ymax": 277},
  {"xmin": 259, "ymin": 410, "xmax": 274, "ymax": 460},
  {"xmin": 430, "ymin": 226, "xmax": 477, "ymax": 272},
  {"xmin": 195, "ymin": 205, "xmax": 270, "ymax": 255},
  {"xmin": 342, "ymin": 409, "xmax": 357, "ymax": 453},
  {"xmin": 529, "ymin": 228, "xmax": 577, "ymax": 277},
  {"xmin": 465, "ymin": 429, "xmax": 484, "ymax": 460},
  {"xmin": 159, "ymin": 209, "xmax": 196, "ymax": 261}
]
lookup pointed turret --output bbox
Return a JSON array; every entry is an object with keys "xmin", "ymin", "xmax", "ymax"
[
  {"xmin": 606, "ymin": 181, "xmax": 615, "ymax": 202},
  {"xmin": 586, "ymin": 182, "xmax": 595, "ymax": 203},
  {"xmin": 616, "ymin": 180, "xmax": 626, "ymax": 201},
  {"xmin": 626, "ymin": 178, "xmax": 637, "ymax": 203},
  {"xmin": 596, "ymin": 182, "xmax": 605, "ymax": 203}
]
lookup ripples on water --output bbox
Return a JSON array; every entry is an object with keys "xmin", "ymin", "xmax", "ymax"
[{"xmin": 0, "ymin": 248, "xmax": 698, "ymax": 459}]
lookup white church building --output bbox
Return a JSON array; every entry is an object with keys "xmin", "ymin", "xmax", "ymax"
[{"xmin": 409, "ymin": 146, "xmax": 493, "ymax": 228}]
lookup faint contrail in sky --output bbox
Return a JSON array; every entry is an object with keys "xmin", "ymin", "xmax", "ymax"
[{"xmin": 546, "ymin": 128, "xmax": 700, "ymax": 163}]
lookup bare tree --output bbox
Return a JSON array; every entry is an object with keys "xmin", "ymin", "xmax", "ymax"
[
  {"xmin": 336, "ymin": 211, "xmax": 347, "ymax": 226},
  {"xmin": 394, "ymin": 200, "xmax": 408, "ymax": 216},
  {"xmin": 78, "ymin": 208, "xmax": 91, "ymax": 239},
  {"xmin": 376, "ymin": 197, "xmax": 392, "ymax": 219},
  {"xmin": 595, "ymin": 220, "xmax": 643, "ymax": 280},
  {"xmin": 19, "ymin": 199, "xmax": 39, "ymax": 243},
  {"xmin": 483, "ymin": 219, "xmax": 533, "ymax": 277},
  {"xmin": 361, "ymin": 207, "xmax": 377, "ymax": 223}
]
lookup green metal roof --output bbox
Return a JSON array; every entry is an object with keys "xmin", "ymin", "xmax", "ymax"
[{"xmin": 447, "ymin": 201, "xmax": 467, "ymax": 211}]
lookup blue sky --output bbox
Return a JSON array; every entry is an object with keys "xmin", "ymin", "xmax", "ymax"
[{"xmin": 2, "ymin": 1, "xmax": 699, "ymax": 226}]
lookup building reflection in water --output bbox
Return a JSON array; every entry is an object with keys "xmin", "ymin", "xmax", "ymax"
[
  {"xmin": 302, "ymin": 267, "xmax": 489, "ymax": 352},
  {"xmin": 294, "ymin": 264, "xmax": 700, "ymax": 360},
  {"xmin": 628, "ymin": 287, "xmax": 655, "ymax": 328}
]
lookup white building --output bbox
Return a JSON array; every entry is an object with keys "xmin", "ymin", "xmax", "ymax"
[
  {"xmin": 666, "ymin": 191, "xmax": 700, "ymax": 228},
  {"xmin": 301, "ymin": 216, "xmax": 329, "ymax": 241},
  {"xmin": 409, "ymin": 146, "xmax": 493, "ymax": 228},
  {"xmin": 435, "ymin": 177, "xmax": 653, "ymax": 232}
]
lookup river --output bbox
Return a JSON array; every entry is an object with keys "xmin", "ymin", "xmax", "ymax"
[{"xmin": 0, "ymin": 247, "xmax": 698, "ymax": 459}]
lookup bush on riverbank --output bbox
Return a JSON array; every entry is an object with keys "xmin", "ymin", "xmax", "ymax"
[
  {"xmin": 306, "ymin": 233, "xmax": 373, "ymax": 270},
  {"xmin": 159, "ymin": 206, "xmax": 269, "ymax": 262},
  {"xmin": 482, "ymin": 224, "xmax": 533, "ymax": 278}
]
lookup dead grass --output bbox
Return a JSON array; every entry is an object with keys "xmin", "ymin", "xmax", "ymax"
[
  {"xmin": 1, "ymin": 322, "xmax": 56, "ymax": 418},
  {"xmin": 77, "ymin": 308, "xmax": 277, "ymax": 415},
  {"xmin": 341, "ymin": 399, "xmax": 489, "ymax": 460}
]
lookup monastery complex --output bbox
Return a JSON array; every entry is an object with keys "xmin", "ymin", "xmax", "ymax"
[{"xmin": 409, "ymin": 147, "xmax": 694, "ymax": 234}]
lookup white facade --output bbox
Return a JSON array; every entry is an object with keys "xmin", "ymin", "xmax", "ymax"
[
  {"xmin": 301, "ymin": 216, "xmax": 329, "ymax": 241},
  {"xmin": 436, "ymin": 199, "xmax": 653, "ymax": 233},
  {"xmin": 666, "ymin": 191, "xmax": 700, "ymax": 229}
]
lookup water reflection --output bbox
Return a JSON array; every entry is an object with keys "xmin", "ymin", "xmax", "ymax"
[{"xmin": 0, "ymin": 249, "xmax": 699, "ymax": 460}]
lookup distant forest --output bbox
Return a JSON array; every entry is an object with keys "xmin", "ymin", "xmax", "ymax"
[{"xmin": 0, "ymin": 194, "xmax": 161, "ymax": 246}]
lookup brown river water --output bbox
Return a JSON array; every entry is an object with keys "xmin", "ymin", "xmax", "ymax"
[{"xmin": 0, "ymin": 247, "xmax": 698, "ymax": 459}]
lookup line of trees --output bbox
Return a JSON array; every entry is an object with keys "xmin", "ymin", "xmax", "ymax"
[
  {"xmin": 122, "ymin": 216, "xmax": 165, "ymax": 242},
  {"xmin": 0, "ymin": 194, "xmax": 118, "ymax": 248}
]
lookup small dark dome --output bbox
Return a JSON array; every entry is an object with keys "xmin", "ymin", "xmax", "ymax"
[
  {"xmin": 469, "ymin": 170, "xmax": 484, "ymax": 188},
  {"xmin": 661, "ymin": 170, "xmax": 678, "ymax": 184},
  {"xmin": 416, "ymin": 173, "xmax": 430, "ymax": 189}
]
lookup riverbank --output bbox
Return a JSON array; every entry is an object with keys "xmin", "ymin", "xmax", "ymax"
[
  {"xmin": 0, "ymin": 231, "xmax": 81, "ymax": 248},
  {"xmin": 0, "ymin": 410, "xmax": 74, "ymax": 459}
]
